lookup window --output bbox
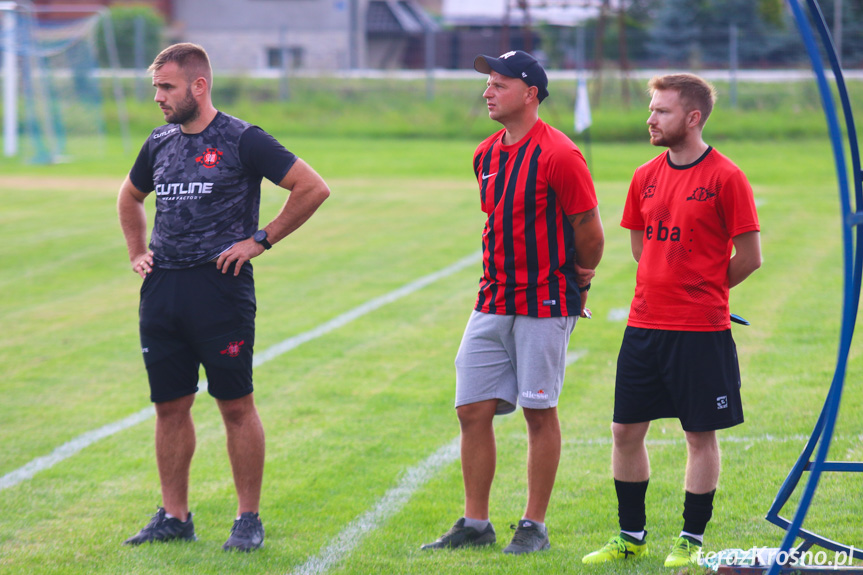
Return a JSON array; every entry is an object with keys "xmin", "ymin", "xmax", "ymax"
[{"xmin": 267, "ymin": 46, "xmax": 304, "ymax": 69}]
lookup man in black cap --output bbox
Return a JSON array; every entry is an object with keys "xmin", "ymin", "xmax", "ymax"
[{"xmin": 421, "ymin": 50, "xmax": 604, "ymax": 555}]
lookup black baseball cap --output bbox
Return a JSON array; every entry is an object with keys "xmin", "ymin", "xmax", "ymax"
[{"xmin": 474, "ymin": 50, "xmax": 549, "ymax": 103}]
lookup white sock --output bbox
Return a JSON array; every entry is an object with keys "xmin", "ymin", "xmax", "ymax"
[
  {"xmin": 463, "ymin": 517, "xmax": 490, "ymax": 531},
  {"xmin": 680, "ymin": 530, "xmax": 704, "ymax": 544},
  {"xmin": 621, "ymin": 529, "xmax": 646, "ymax": 542}
]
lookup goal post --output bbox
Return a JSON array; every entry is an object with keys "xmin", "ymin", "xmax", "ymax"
[
  {"xmin": 2, "ymin": 2, "xmax": 17, "ymax": 157},
  {"xmin": 1, "ymin": 2, "xmax": 130, "ymax": 163}
]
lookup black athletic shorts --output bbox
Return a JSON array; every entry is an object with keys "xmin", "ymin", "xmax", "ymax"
[
  {"xmin": 614, "ymin": 326, "xmax": 744, "ymax": 432},
  {"xmin": 139, "ymin": 262, "xmax": 256, "ymax": 403}
]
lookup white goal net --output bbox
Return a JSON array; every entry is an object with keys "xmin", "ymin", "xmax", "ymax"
[{"xmin": 1, "ymin": 2, "xmax": 129, "ymax": 163}]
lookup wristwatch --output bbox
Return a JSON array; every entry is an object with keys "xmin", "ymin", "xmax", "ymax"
[{"xmin": 253, "ymin": 229, "xmax": 272, "ymax": 250}]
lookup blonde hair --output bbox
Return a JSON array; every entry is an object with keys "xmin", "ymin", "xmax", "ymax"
[
  {"xmin": 649, "ymin": 74, "xmax": 717, "ymax": 126},
  {"xmin": 149, "ymin": 43, "xmax": 212, "ymax": 90}
]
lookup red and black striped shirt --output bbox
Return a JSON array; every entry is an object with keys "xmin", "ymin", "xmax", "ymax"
[{"xmin": 473, "ymin": 119, "xmax": 597, "ymax": 317}]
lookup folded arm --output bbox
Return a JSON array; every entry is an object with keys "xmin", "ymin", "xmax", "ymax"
[
  {"xmin": 729, "ymin": 230, "xmax": 762, "ymax": 288},
  {"xmin": 567, "ymin": 206, "xmax": 605, "ymax": 316}
]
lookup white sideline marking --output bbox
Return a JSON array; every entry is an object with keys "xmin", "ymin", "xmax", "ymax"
[
  {"xmin": 561, "ymin": 433, "xmax": 819, "ymax": 447},
  {"xmin": 253, "ymin": 252, "xmax": 481, "ymax": 367},
  {"xmin": 566, "ymin": 350, "xmax": 587, "ymax": 365},
  {"xmin": 291, "ymin": 438, "xmax": 461, "ymax": 575},
  {"xmin": 0, "ymin": 407, "xmax": 156, "ymax": 491},
  {"xmin": 607, "ymin": 307, "xmax": 629, "ymax": 322},
  {"xmin": 292, "ymin": 350, "xmax": 588, "ymax": 575},
  {"xmin": 0, "ymin": 252, "xmax": 482, "ymax": 492}
]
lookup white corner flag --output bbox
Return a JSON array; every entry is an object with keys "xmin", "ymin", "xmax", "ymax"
[{"xmin": 574, "ymin": 76, "xmax": 591, "ymax": 134}]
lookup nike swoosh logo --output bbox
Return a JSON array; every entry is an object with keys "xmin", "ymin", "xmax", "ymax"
[{"xmin": 481, "ymin": 172, "xmax": 497, "ymax": 180}]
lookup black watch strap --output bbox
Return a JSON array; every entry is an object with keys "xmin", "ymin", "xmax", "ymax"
[{"xmin": 254, "ymin": 230, "xmax": 272, "ymax": 250}]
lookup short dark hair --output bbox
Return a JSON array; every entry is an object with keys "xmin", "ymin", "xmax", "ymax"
[
  {"xmin": 149, "ymin": 43, "xmax": 212, "ymax": 89},
  {"xmin": 648, "ymin": 74, "xmax": 717, "ymax": 126}
]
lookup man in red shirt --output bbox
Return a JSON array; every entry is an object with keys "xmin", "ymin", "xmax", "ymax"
[
  {"xmin": 582, "ymin": 74, "xmax": 761, "ymax": 568},
  {"xmin": 421, "ymin": 50, "xmax": 604, "ymax": 555}
]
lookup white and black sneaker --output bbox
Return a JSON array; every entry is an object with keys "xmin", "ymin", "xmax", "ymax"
[
  {"xmin": 123, "ymin": 507, "xmax": 197, "ymax": 545},
  {"xmin": 502, "ymin": 519, "xmax": 550, "ymax": 555},
  {"xmin": 420, "ymin": 517, "xmax": 496, "ymax": 550},
  {"xmin": 223, "ymin": 512, "xmax": 265, "ymax": 552}
]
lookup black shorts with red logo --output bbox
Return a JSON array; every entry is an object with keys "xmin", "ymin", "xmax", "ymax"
[
  {"xmin": 614, "ymin": 326, "xmax": 743, "ymax": 432},
  {"xmin": 139, "ymin": 262, "xmax": 256, "ymax": 403}
]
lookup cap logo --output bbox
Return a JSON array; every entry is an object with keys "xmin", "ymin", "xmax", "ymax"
[
  {"xmin": 500, "ymin": 50, "xmax": 517, "ymax": 59},
  {"xmin": 522, "ymin": 72, "xmax": 528, "ymax": 78}
]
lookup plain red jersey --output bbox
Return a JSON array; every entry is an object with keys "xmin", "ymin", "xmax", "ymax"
[
  {"xmin": 621, "ymin": 147, "xmax": 760, "ymax": 331},
  {"xmin": 473, "ymin": 119, "xmax": 598, "ymax": 317}
]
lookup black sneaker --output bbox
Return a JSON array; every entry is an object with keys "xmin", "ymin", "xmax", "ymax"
[
  {"xmin": 123, "ymin": 507, "xmax": 196, "ymax": 545},
  {"xmin": 420, "ymin": 517, "xmax": 496, "ymax": 550},
  {"xmin": 502, "ymin": 519, "xmax": 550, "ymax": 555},
  {"xmin": 223, "ymin": 512, "xmax": 265, "ymax": 552}
]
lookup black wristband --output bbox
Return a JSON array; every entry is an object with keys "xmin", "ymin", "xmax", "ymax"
[{"xmin": 579, "ymin": 282, "xmax": 591, "ymax": 293}]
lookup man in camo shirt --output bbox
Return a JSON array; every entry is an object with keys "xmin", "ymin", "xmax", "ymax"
[{"xmin": 118, "ymin": 43, "xmax": 330, "ymax": 551}]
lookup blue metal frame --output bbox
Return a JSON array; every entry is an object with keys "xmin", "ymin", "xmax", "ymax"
[{"xmin": 764, "ymin": 1, "xmax": 863, "ymax": 573}]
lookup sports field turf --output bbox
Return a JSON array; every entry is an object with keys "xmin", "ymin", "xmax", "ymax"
[{"xmin": 2, "ymin": 132, "xmax": 863, "ymax": 574}]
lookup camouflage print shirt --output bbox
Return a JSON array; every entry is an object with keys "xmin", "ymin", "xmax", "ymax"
[{"xmin": 130, "ymin": 111, "xmax": 297, "ymax": 269}]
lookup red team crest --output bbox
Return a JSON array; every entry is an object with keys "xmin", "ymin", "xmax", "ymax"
[
  {"xmin": 196, "ymin": 147, "xmax": 223, "ymax": 168},
  {"xmin": 220, "ymin": 340, "xmax": 244, "ymax": 357}
]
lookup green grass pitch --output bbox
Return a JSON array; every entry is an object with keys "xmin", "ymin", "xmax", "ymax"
[{"xmin": 2, "ymin": 133, "xmax": 863, "ymax": 574}]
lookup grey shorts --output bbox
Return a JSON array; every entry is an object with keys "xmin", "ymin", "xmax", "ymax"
[{"xmin": 454, "ymin": 310, "xmax": 578, "ymax": 414}]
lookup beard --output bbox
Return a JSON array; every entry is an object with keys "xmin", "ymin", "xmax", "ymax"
[
  {"xmin": 164, "ymin": 87, "xmax": 199, "ymax": 125},
  {"xmin": 650, "ymin": 120, "xmax": 687, "ymax": 148}
]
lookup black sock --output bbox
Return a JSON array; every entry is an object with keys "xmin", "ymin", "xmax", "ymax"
[
  {"xmin": 615, "ymin": 479, "xmax": 649, "ymax": 533},
  {"xmin": 682, "ymin": 489, "xmax": 715, "ymax": 536}
]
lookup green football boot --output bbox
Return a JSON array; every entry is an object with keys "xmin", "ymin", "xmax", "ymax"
[
  {"xmin": 582, "ymin": 532, "xmax": 648, "ymax": 564},
  {"xmin": 664, "ymin": 535, "xmax": 702, "ymax": 568}
]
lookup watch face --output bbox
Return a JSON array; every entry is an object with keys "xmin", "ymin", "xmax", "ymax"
[{"xmin": 254, "ymin": 230, "xmax": 271, "ymax": 249}]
